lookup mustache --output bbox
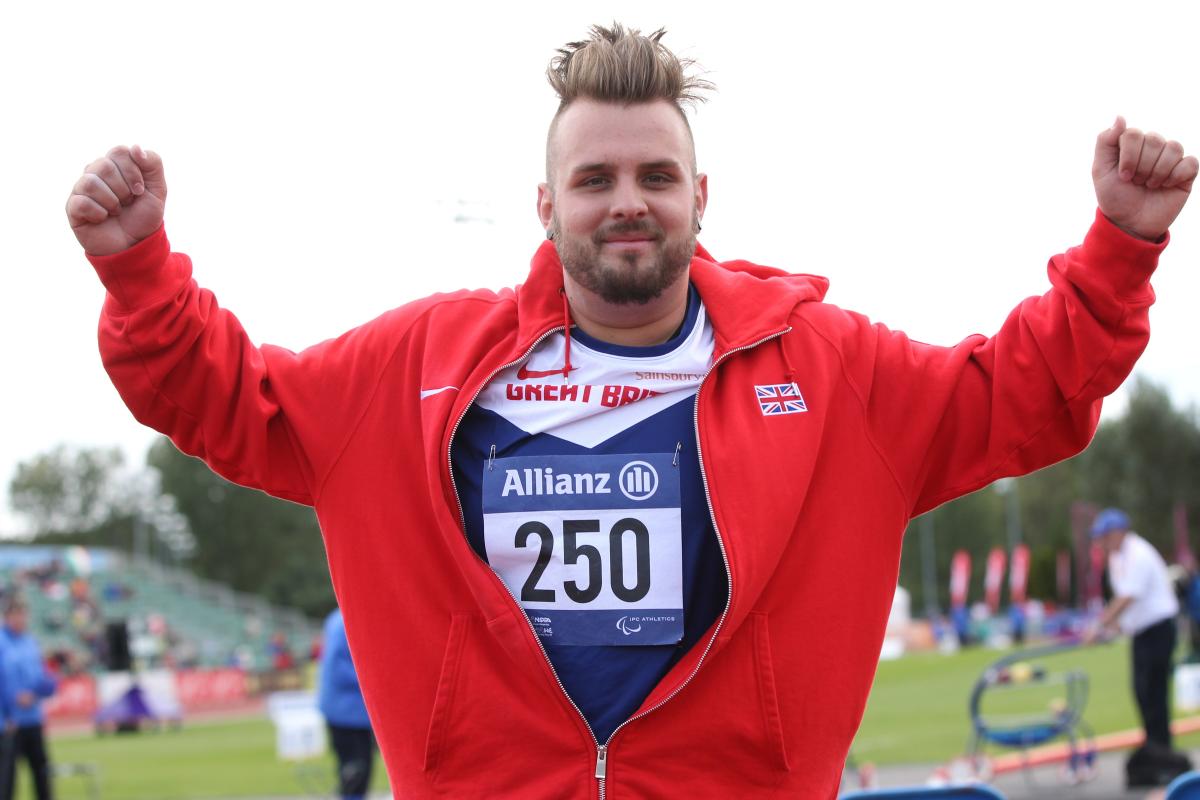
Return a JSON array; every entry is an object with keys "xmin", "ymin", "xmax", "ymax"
[{"xmin": 592, "ymin": 221, "xmax": 665, "ymax": 244}]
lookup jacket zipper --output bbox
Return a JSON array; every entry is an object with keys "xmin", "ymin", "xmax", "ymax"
[
  {"xmin": 445, "ymin": 327, "xmax": 607, "ymax": 778},
  {"xmin": 590, "ymin": 327, "xmax": 791, "ymax": 799},
  {"xmin": 446, "ymin": 324, "xmax": 791, "ymax": 800}
]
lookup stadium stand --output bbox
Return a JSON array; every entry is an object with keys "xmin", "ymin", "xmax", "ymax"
[{"xmin": 0, "ymin": 546, "xmax": 318, "ymax": 675}]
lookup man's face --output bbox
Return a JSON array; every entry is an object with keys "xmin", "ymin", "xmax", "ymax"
[
  {"xmin": 1100, "ymin": 529, "xmax": 1126, "ymax": 554},
  {"xmin": 5, "ymin": 608, "xmax": 27, "ymax": 634},
  {"xmin": 538, "ymin": 99, "xmax": 708, "ymax": 305}
]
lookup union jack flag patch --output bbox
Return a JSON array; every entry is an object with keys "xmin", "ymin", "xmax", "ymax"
[{"xmin": 755, "ymin": 383, "xmax": 808, "ymax": 416}]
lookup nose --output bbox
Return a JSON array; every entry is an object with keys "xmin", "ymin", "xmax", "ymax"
[{"xmin": 608, "ymin": 177, "xmax": 648, "ymax": 220}]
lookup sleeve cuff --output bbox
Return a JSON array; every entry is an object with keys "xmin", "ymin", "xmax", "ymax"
[
  {"xmin": 1082, "ymin": 209, "xmax": 1168, "ymax": 298},
  {"xmin": 86, "ymin": 225, "xmax": 192, "ymax": 311}
]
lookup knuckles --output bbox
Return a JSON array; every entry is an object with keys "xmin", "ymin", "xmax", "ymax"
[
  {"xmin": 79, "ymin": 173, "xmax": 116, "ymax": 201},
  {"xmin": 77, "ymin": 173, "xmax": 106, "ymax": 193},
  {"xmin": 1143, "ymin": 133, "xmax": 1166, "ymax": 150},
  {"xmin": 65, "ymin": 195, "xmax": 107, "ymax": 224},
  {"xmin": 92, "ymin": 159, "xmax": 121, "ymax": 183}
]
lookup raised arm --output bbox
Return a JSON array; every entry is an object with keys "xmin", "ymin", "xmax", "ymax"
[
  {"xmin": 66, "ymin": 147, "xmax": 411, "ymax": 505},
  {"xmin": 852, "ymin": 119, "xmax": 1196, "ymax": 515}
]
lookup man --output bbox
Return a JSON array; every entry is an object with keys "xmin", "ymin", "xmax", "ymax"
[
  {"xmin": 1089, "ymin": 508, "xmax": 1188, "ymax": 785},
  {"xmin": 0, "ymin": 601, "xmax": 57, "ymax": 800},
  {"xmin": 318, "ymin": 608, "xmax": 375, "ymax": 800},
  {"xmin": 65, "ymin": 24, "xmax": 1195, "ymax": 799}
]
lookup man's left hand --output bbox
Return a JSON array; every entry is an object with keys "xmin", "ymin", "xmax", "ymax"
[
  {"xmin": 15, "ymin": 691, "xmax": 34, "ymax": 709},
  {"xmin": 1093, "ymin": 116, "xmax": 1198, "ymax": 240}
]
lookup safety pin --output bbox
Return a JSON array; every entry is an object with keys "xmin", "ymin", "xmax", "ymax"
[
  {"xmin": 488, "ymin": 444, "xmax": 496, "ymax": 471},
  {"xmin": 672, "ymin": 442, "xmax": 682, "ymax": 467}
]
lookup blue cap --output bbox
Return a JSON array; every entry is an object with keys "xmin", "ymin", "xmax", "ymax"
[{"xmin": 1091, "ymin": 508, "xmax": 1131, "ymax": 538}]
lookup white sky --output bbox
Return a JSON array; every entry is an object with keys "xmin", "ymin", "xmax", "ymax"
[{"xmin": 3, "ymin": 0, "xmax": 1198, "ymax": 534}]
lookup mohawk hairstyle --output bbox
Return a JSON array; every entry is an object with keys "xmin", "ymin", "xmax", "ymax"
[
  {"xmin": 547, "ymin": 23, "xmax": 714, "ymax": 111},
  {"xmin": 544, "ymin": 24, "xmax": 714, "ymax": 182}
]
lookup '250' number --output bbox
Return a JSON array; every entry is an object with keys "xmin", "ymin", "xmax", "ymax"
[{"xmin": 515, "ymin": 518, "xmax": 651, "ymax": 604}]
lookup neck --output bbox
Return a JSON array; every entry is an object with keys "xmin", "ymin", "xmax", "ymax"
[{"xmin": 563, "ymin": 273, "xmax": 690, "ymax": 347}]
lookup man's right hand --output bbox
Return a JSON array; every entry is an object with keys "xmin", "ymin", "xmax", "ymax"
[{"xmin": 66, "ymin": 145, "xmax": 167, "ymax": 256}]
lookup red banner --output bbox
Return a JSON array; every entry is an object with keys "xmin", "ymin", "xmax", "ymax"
[
  {"xmin": 1009, "ymin": 544, "xmax": 1030, "ymax": 605},
  {"xmin": 1087, "ymin": 543, "xmax": 1106, "ymax": 609},
  {"xmin": 949, "ymin": 550, "xmax": 971, "ymax": 609},
  {"xmin": 1056, "ymin": 550, "xmax": 1071, "ymax": 605},
  {"xmin": 44, "ymin": 675, "xmax": 98, "ymax": 720},
  {"xmin": 984, "ymin": 547, "xmax": 1007, "ymax": 613},
  {"xmin": 1072, "ymin": 501, "xmax": 1098, "ymax": 609},
  {"xmin": 175, "ymin": 668, "xmax": 249, "ymax": 710},
  {"xmin": 45, "ymin": 668, "xmax": 251, "ymax": 721},
  {"xmin": 1176, "ymin": 503, "xmax": 1196, "ymax": 573}
]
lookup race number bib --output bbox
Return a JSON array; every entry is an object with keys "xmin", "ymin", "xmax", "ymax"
[{"xmin": 482, "ymin": 453, "xmax": 684, "ymax": 646}]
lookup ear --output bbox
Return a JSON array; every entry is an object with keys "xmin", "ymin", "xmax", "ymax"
[
  {"xmin": 694, "ymin": 173, "xmax": 709, "ymax": 224},
  {"xmin": 537, "ymin": 183, "xmax": 554, "ymax": 232}
]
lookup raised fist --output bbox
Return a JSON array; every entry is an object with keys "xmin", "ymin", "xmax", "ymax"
[
  {"xmin": 66, "ymin": 145, "xmax": 167, "ymax": 256},
  {"xmin": 1093, "ymin": 117, "xmax": 1197, "ymax": 240}
]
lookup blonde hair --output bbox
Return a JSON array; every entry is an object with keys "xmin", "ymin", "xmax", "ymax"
[
  {"xmin": 548, "ymin": 24, "xmax": 712, "ymax": 111},
  {"xmin": 545, "ymin": 24, "xmax": 714, "ymax": 180}
]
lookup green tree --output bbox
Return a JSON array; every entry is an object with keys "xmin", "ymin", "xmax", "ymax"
[
  {"xmin": 1078, "ymin": 377, "xmax": 1200, "ymax": 554},
  {"xmin": 11, "ymin": 445, "xmax": 126, "ymax": 535},
  {"xmin": 8, "ymin": 444, "xmax": 190, "ymax": 557},
  {"xmin": 900, "ymin": 484, "xmax": 1006, "ymax": 613},
  {"xmin": 147, "ymin": 438, "xmax": 334, "ymax": 618}
]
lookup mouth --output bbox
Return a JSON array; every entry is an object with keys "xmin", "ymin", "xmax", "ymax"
[
  {"xmin": 603, "ymin": 237, "xmax": 655, "ymax": 245},
  {"xmin": 599, "ymin": 233, "xmax": 659, "ymax": 250}
]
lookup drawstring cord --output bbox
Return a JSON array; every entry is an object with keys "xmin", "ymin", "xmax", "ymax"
[
  {"xmin": 778, "ymin": 337, "xmax": 797, "ymax": 385},
  {"xmin": 560, "ymin": 288, "xmax": 573, "ymax": 383}
]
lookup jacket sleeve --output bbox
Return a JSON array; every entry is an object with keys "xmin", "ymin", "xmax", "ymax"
[
  {"xmin": 845, "ymin": 210, "xmax": 1163, "ymax": 517},
  {"xmin": 0, "ymin": 657, "xmax": 16, "ymax": 717},
  {"xmin": 325, "ymin": 636, "xmax": 363, "ymax": 692},
  {"xmin": 33, "ymin": 656, "xmax": 56, "ymax": 699},
  {"xmin": 0, "ymin": 657, "xmax": 9, "ymax": 725},
  {"xmin": 88, "ymin": 226, "xmax": 423, "ymax": 505}
]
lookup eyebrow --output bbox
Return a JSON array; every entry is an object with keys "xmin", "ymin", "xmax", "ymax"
[{"xmin": 568, "ymin": 159, "xmax": 686, "ymax": 176}]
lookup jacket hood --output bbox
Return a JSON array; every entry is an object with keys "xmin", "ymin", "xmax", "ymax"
[{"xmin": 516, "ymin": 240, "xmax": 830, "ymax": 355}]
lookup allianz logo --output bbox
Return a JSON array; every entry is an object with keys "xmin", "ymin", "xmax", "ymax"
[{"xmin": 500, "ymin": 461, "xmax": 659, "ymax": 502}]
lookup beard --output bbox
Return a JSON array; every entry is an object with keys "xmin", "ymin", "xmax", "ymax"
[{"xmin": 554, "ymin": 218, "xmax": 695, "ymax": 305}]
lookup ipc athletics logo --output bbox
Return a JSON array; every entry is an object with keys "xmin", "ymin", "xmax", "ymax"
[{"xmin": 618, "ymin": 461, "xmax": 659, "ymax": 501}]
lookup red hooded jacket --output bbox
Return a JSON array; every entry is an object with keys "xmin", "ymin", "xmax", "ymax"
[{"xmin": 89, "ymin": 211, "xmax": 1161, "ymax": 797}]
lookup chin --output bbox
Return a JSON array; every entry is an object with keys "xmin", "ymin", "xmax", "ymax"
[{"xmin": 560, "ymin": 235, "xmax": 693, "ymax": 304}]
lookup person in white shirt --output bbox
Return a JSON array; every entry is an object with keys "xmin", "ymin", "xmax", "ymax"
[{"xmin": 1090, "ymin": 508, "xmax": 1180, "ymax": 753}]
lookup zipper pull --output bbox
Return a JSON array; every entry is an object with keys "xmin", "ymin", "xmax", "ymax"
[{"xmin": 595, "ymin": 745, "xmax": 608, "ymax": 780}]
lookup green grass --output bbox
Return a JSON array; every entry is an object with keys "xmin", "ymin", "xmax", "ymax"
[
  {"xmin": 36, "ymin": 718, "xmax": 389, "ymax": 800},
  {"xmin": 853, "ymin": 639, "xmax": 1200, "ymax": 766},
  {"xmin": 22, "ymin": 643, "xmax": 1200, "ymax": 796}
]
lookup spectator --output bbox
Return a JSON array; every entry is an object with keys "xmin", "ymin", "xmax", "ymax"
[
  {"xmin": 0, "ymin": 599, "xmax": 58, "ymax": 800},
  {"xmin": 1088, "ymin": 508, "xmax": 1191, "ymax": 787},
  {"xmin": 318, "ymin": 608, "xmax": 375, "ymax": 800},
  {"xmin": 268, "ymin": 632, "xmax": 294, "ymax": 671}
]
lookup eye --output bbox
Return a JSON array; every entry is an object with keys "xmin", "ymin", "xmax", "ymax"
[
  {"xmin": 643, "ymin": 173, "xmax": 673, "ymax": 186},
  {"xmin": 581, "ymin": 175, "xmax": 610, "ymax": 188}
]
